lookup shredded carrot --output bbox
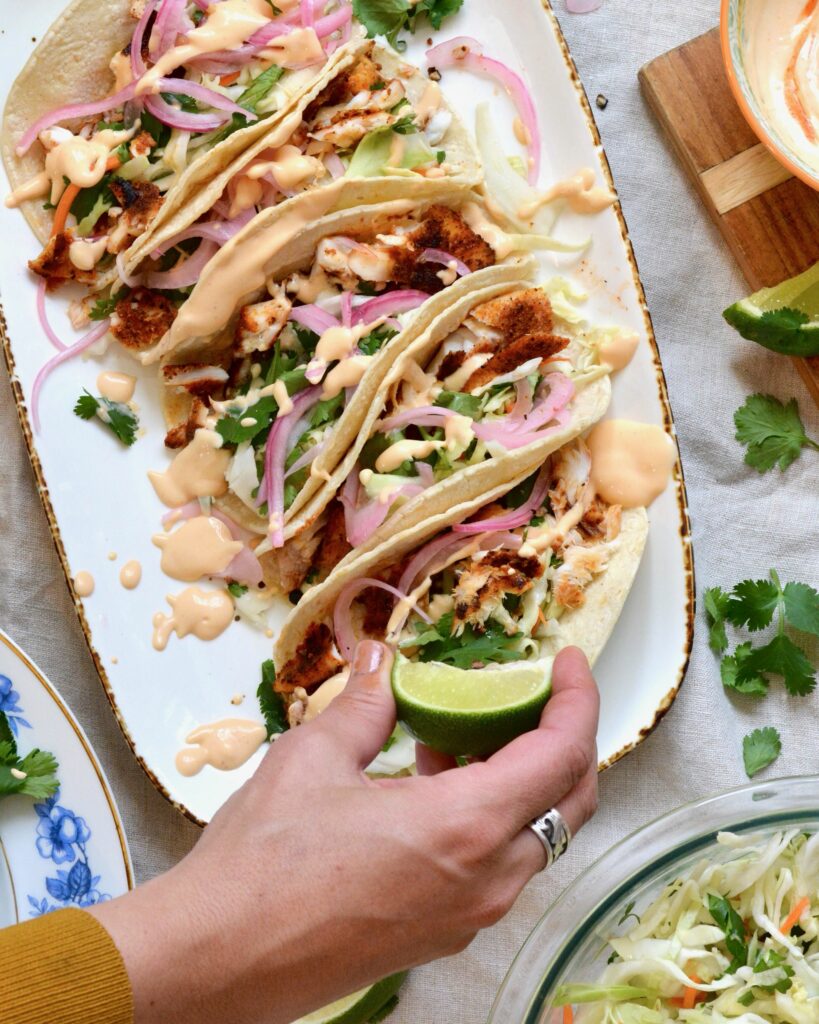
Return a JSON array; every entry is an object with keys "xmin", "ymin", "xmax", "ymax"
[
  {"xmin": 562, "ymin": 1006, "xmax": 573, "ymax": 1024},
  {"xmin": 105, "ymin": 153, "xmax": 121, "ymax": 171},
  {"xmin": 781, "ymin": 896, "xmax": 810, "ymax": 934},
  {"xmin": 682, "ymin": 975, "xmax": 701, "ymax": 1010},
  {"xmin": 50, "ymin": 183, "xmax": 81, "ymax": 237},
  {"xmin": 220, "ymin": 70, "xmax": 241, "ymax": 86},
  {"xmin": 537, "ymin": 607, "xmax": 548, "ymax": 629}
]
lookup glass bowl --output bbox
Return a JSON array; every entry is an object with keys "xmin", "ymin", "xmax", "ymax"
[
  {"xmin": 488, "ymin": 775, "xmax": 819, "ymax": 1023},
  {"xmin": 721, "ymin": 0, "xmax": 819, "ymax": 191}
]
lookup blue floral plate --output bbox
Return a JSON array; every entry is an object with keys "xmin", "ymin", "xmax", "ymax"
[{"xmin": 0, "ymin": 630, "xmax": 132, "ymax": 925}]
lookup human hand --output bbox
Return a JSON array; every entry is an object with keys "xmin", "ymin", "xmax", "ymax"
[{"xmin": 90, "ymin": 642, "xmax": 599, "ymax": 1024}]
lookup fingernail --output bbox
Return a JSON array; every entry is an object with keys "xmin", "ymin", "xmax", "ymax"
[{"xmin": 352, "ymin": 639, "xmax": 384, "ymax": 676}]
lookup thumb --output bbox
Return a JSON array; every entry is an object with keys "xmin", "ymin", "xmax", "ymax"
[{"xmin": 314, "ymin": 640, "xmax": 396, "ymax": 770}]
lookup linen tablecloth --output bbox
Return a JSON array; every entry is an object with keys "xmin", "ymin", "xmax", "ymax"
[{"xmin": 2, "ymin": 1, "xmax": 818, "ymax": 1020}]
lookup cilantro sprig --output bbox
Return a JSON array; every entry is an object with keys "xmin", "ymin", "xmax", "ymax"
[
  {"xmin": 403, "ymin": 611, "xmax": 521, "ymax": 668},
  {"xmin": 734, "ymin": 394, "xmax": 818, "ymax": 473},
  {"xmin": 73, "ymin": 390, "xmax": 139, "ymax": 447},
  {"xmin": 706, "ymin": 571, "xmax": 818, "ymax": 776},
  {"xmin": 352, "ymin": 0, "xmax": 463, "ymax": 49},
  {"xmin": 705, "ymin": 571, "xmax": 819, "ymax": 697},
  {"xmin": 742, "ymin": 727, "xmax": 782, "ymax": 778},
  {"xmin": 0, "ymin": 711, "xmax": 59, "ymax": 801},
  {"xmin": 257, "ymin": 660, "xmax": 289, "ymax": 738}
]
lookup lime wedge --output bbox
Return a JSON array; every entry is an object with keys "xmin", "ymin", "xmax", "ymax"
[
  {"xmin": 292, "ymin": 973, "xmax": 407, "ymax": 1024},
  {"xmin": 723, "ymin": 261, "xmax": 819, "ymax": 356},
  {"xmin": 392, "ymin": 655, "xmax": 552, "ymax": 757}
]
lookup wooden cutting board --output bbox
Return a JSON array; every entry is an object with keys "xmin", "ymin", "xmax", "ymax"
[{"xmin": 639, "ymin": 27, "xmax": 819, "ymax": 406}]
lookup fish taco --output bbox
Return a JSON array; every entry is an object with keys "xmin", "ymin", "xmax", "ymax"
[
  {"xmin": 271, "ymin": 437, "xmax": 649, "ymax": 753},
  {"xmin": 146, "ymin": 191, "xmax": 537, "ymax": 601},
  {"xmin": 3, "ymin": 0, "xmax": 359, "ymax": 247},
  {"xmin": 283, "ymin": 268, "xmax": 616, "ymax": 583}
]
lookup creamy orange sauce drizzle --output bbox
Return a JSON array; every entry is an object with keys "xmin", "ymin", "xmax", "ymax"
[
  {"xmin": 175, "ymin": 718, "xmax": 266, "ymax": 776},
  {"xmin": 69, "ymin": 238, "xmax": 108, "ymax": 271},
  {"xmin": 416, "ymin": 81, "xmax": 442, "ymax": 122},
  {"xmin": 375, "ymin": 438, "xmax": 443, "ymax": 473},
  {"xmin": 97, "ymin": 370, "xmax": 137, "ymax": 403},
  {"xmin": 513, "ymin": 116, "xmax": 531, "ymax": 147},
  {"xmin": 137, "ymin": 0, "xmax": 275, "ymax": 94},
  {"xmin": 304, "ymin": 669, "xmax": 350, "ymax": 722},
  {"xmin": 74, "ymin": 571, "xmax": 95, "ymax": 597},
  {"xmin": 598, "ymin": 331, "xmax": 639, "ymax": 372},
  {"xmin": 148, "ymin": 430, "xmax": 231, "ymax": 507},
  {"xmin": 148, "ymin": 187, "xmax": 361, "ymax": 363},
  {"xmin": 321, "ymin": 354, "xmax": 372, "ymax": 399},
  {"xmin": 19, "ymin": 126, "xmax": 134, "ymax": 205},
  {"xmin": 518, "ymin": 167, "xmax": 616, "ymax": 221},
  {"xmin": 119, "ymin": 560, "xmax": 142, "ymax": 590},
  {"xmin": 152, "ymin": 586, "xmax": 235, "ymax": 651},
  {"xmin": 586, "ymin": 420, "xmax": 675, "ymax": 508},
  {"xmin": 245, "ymin": 145, "xmax": 323, "ymax": 189},
  {"xmin": 153, "ymin": 516, "xmax": 243, "ymax": 582},
  {"xmin": 462, "ymin": 202, "xmax": 513, "ymax": 259}
]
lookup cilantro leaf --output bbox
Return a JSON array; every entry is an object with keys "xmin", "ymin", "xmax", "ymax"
[
  {"xmin": 228, "ymin": 582, "xmax": 248, "ymax": 598},
  {"xmin": 357, "ymin": 325, "xmax": 398, "ymax": 356},
  {"xmin": 406, "ymin": 611, "xmax": 521, "ymax": 668},
  {"xmin": 310, "ymin": 392, "xmax": 344, "ymax": 429},
  {"xmin": 725, "ymin": 578, "xmax": 779, "ymax": 631},
  {"xmin": 742, "ymin": 726, "xmax": 782, "ymax": 777},
  {"xmin": 721, "ymin": 642, "xmax": 768, "ymax": 696},
  {"xmin": 0, "ymin": 712, "xmax": 59, "ymax": 801},
  {"xmin": 0, "ymin": 713, "xmax": 15, "ymax": 751},
  {"xmin": 435, "ymin": 390, "xmax": 482, "ymax": 418},
  {"xmin": 352, "ymin": 0, "xmax": 409, "ymax": 42},
  {"xmin": 704, "ymin": 586, "xmax": 730, "ymax": 652},
  {"xmin": 782, "ymin": 581, "xmax": 819, "ymax": 637},
  {"xmin": 737, "ymin": 634, "xmax": 816, "ymax": 696},
  {"xmin": 412, "ymin": 0, "xmax": 463, "ymax": 30},
  {"xmin": 734, "ymin": 394, "xmax": 817, "ymax": 473},
  {"xmin": 706, "ymin": 893, "xmax": 747, "ymax": 971},
  {"xmin": 209, "ymin": 65, "xmax": 284, "ymax": 144},
  {"xmin": 353, "ymin": 0, "xmax": 462, "ymax": 47},
  {"xmin": 257, "ymin": 660, "xmax": 289, "ymax": 737},
  {"xmin": 89, "ymin": 289, "xmax": 126, "ymax": 321},
  {"xmin": 73, "ymin": 391, "xmax": 138, "ymax": 446}
]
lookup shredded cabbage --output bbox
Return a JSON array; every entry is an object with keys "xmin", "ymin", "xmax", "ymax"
[
  {"xmin": 556, "ymin": 831, "xmax": 819, "ymax": 1024},
  {"xmin": 347, "ymin": 126, "xmax": 435, "ymax": 178}
]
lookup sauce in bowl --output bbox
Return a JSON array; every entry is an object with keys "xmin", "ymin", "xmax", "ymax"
[{"xmin": 743, "ymin": 0, "xmax": 819, "ymax": 172}]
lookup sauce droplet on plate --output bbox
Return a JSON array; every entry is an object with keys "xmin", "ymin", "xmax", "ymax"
[
  {"xmin": 74, "ymin": 571, "xmax": 94, "ymax": 597},
  {"xmin": 152, "ymin": 517, "xmax": 243, "ymax": 582},
  {"xmin": 599, "ymin": 331, "xmax": 639, "ymax": 372},
  {"xmin": 148, "ymin": 430, "xmax": 231, "ymax": 508},
  {"xmin": 119, "ymin": 560, "xmax": 142, "ymax": 590},
  {"xmin": 152, "ymin": 586, "xmax": 235, "ymax": 651},
  {"xmin": 97, "ymin": 370, "xmax": 137, "ymax": 404},
  {"xmin": 587, "ymin": 420, "xmax": 675, "ymax": 508},
  {"xmin": 175, "ymin": 718, "xmax": 267, "ymax": 777}
]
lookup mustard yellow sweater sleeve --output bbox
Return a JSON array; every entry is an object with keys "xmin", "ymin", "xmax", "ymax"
[{"xmin": 0, "ymin": 908, "xmax": 133, "ymax": 1024}]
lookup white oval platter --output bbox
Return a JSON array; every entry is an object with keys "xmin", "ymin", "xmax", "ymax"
[{"xmin": 0, "ymin": 0, "xmax": 694, "ymax": 824}]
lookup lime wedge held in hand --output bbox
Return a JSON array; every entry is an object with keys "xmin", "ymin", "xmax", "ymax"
[
  {"xmin": 292, "ymin": 973, "xmax": 407, "ymax": 1024},
  {"xmin": 723, "ymin": 261, "xmax": 819, "ymax": 356},
  {"xmin": 392, "ymin": 655, "xmax": 552, "ymax": 757}
]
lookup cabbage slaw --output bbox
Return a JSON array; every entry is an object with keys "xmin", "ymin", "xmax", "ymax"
[{"xmin": 555, "ymin": 830, "xmax": 819, "ymax": 1024}]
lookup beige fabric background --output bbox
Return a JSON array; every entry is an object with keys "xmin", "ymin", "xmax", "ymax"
[{"xmin": 2, "ymin": 0, "xmax": 819, "ymax": 1020}]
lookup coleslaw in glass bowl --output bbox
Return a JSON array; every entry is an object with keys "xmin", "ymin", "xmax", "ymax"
[{"xmin": 488, "ymin": 776, "xmax": 819, "ymax": 1024}]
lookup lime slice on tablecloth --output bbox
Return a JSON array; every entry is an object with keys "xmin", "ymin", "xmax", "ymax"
[
  {"xmin": 723, "ymin": 261, "xmax": 819, "ymax": 357},
  {"xmin": 292, "ymin": 973, "xmax": 407, "ymax": 1024},
  {"xmin": 392, "ymin": 654, "xmax": 552, "ymax": 757}
]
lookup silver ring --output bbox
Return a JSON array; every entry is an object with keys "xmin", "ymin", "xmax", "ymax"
[{"xmin": 527, "ymin": 808, "xmax": 572, "ymax": 870}]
